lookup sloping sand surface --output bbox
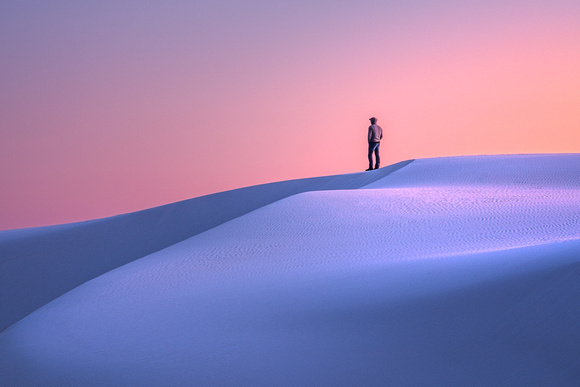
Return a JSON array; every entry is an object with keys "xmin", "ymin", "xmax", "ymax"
[
  {"xmin": 0, "ymin": 160, "xmax": 412, "ymax": 332},
  {"xmin": 0, "ymin": 154, "xmax": 579, "ymax": 385}
]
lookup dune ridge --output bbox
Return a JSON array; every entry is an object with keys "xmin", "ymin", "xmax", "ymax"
[{"xmin": 0, "ymin": 160, "xmax": 412, "ymax": 333}]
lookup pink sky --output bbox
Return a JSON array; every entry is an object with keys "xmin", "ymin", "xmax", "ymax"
[{"xmin": 1, "ymin": 1, "xmax": 579, "ymax": 230}]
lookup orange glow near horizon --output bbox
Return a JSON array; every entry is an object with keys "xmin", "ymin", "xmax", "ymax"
[{"xmin": 1, "ymin": 1, "xmax": 579, "ymax": 230}]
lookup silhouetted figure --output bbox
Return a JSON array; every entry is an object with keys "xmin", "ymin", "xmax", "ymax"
[{"xmin": 366, "ymin": 117, "xmax": 383, "ymax": 171}]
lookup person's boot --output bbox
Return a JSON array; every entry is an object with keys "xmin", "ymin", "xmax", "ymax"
[
  {"xmin": 374, "ymin": 164, "xmax": 380, "ymax": 170},
  {"xmin": 365, "ymin": 165, "xmax": 374, "ymax": 171}
]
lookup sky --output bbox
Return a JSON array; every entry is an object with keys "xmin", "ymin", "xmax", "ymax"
[{"xmin": 1, "ymin": 0, "xmax": 579, "ymax": 230}]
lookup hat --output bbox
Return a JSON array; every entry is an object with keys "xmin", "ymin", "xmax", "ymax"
[{"xmin": 369, "ymin": 117, "xmax": 377, "ymax": 123}]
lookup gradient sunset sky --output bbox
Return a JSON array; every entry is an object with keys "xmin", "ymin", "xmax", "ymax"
[{"xmin": 2, "ymin": 0, "xmax": 579, "ymax": 230}]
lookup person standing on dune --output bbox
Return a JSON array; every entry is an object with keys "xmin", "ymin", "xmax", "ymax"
[{"xmin": 366, "ymin": 117, "xmax": 383, "ymax": 171}]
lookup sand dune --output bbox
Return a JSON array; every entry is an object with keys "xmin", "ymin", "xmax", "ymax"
[
  {"xmin": 0, "ymin": 160, "xmax": 412, "ymax": 333},
  {"xmin": 1, "ymin": 154, "xmax": 579, "ymax": 385}
]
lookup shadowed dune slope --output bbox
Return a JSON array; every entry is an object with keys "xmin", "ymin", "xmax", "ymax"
[{"xmin": 0, "ymin": 160, "xmax": 412, "ymax": 332}]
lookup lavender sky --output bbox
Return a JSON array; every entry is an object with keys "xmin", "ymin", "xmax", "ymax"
[{"xmin": 1, "ymin": 0, "xmax": 579, "ymax": 230}]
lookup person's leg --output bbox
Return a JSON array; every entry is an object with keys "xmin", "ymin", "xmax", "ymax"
[
  {"xmin": 367, "ymin": 143, "xmax": 375, "ymax": 170},
  {"xmin": 374, "ymin": 143, "xmax": 380, "ymax": 169}
]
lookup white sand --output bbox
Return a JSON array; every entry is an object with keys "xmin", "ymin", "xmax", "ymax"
[{"xmin": 1, "ymin": 154, "xmax": 579, "ymax": 385}]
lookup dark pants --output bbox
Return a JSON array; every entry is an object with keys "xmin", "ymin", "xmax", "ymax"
[{"xmin": 368, "ymin": 142, "xmax": 380, "ymax": 168}]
